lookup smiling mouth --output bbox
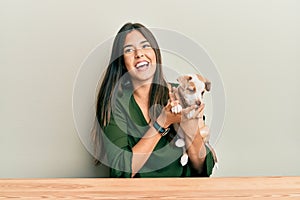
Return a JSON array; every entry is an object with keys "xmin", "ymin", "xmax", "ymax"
[{"xmin": 135, "ymin": 61, "xmax": 149, "ymax": 69}]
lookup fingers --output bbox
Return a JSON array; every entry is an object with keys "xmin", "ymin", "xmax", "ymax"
[
  {"xmin": 169, "ymin": 86, "xmax": 180, "ymax": 103},
  {"xmin": 165, "ymin": 99, "xmax": 181, "ymax": 114},
  {"xmin": 170, "ymin": 99, "xmax": 180, "ymax": 107},
  {"xmin": 181, "ymin": 104, "xmax": 205, "ymax": 119},
  {"xmin": 182, "ymin": 104, "xmax": 196, "ymax": 114},
  {"xmin": 169, "ymin": 87, "xmax": 182, "ymax": 114},
  {"xmin": 164, "ymin": 99, "xmax": 173, "ymax": 111},
  {"xmin": 172, "ymin": 87, "xmax": 180, "ymax": 101},
  {"xmin": 200, "ymin": 125, "xmax": 209, "ymax": 137},
  {"xmin": 168, "ymin": 91, "xmax": 176, "ymax": 102},
  {"xmin": 183, "ymin": 104, "xmax": 204, "ymax": 114},
  {"xmin": 200, "ymin": 125, "xmax": 210, "ymax": 143},
  {"xmin": 195, "ymin": 104, "xmax": 205, "ymax": 119}
]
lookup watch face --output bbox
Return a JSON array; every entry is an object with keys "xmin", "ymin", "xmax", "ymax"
[
  {"xmin": 159, "ymin": 127, "xmax": 165, "ymax": 133},
  {"xmin": 153, "ymin": 121, "xmax": 169, "ymax": 136},
  {"xmin": 161, "ymin": 128, "xmax": 170, "ymax": 136}
]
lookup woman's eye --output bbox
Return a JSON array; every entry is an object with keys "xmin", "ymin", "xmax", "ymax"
[
  {"xmin": 142, "ymin": 44, "xmax": 151, "ymax": 49},
  {"xmin": 124, "ymin": 48, "xmax": 134, "ymax": 54}
]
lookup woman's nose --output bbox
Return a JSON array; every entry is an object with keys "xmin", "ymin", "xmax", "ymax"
[{"xmin": 134, "ymin": 49, "xmax": 144, "ymax": 58}]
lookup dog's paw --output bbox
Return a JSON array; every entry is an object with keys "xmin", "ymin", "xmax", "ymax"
[
  {"xmin": 171, "ymin": 104, "xmax": 182, "ymax": 114},
  {"xmin": 180, "ymin": 153, "xmax": 188, "ymax": 166},
  {"xmin": 200, "ymin": 126, "xmax": 210, "ymax": 142},
  {"xmin": 175, "ymin": 138, "xmax": 185, "ymax": 147},
  {"xmin": 186, "ymin": 109, "xmax": 195, "ymax": 119}
]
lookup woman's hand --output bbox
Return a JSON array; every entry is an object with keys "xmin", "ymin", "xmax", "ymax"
[
  {"xmin": 179, "ymin": 104, "xmax": 205, "ymax": 141},
  {"xmin": 155, "ymin": 88, "xmax": 185, "ymax": 128},
  {"xmin": 156, "ymin": 87, "xmax": 206, "ymax": 129},
  {"xmin": 156, "ymin": 99, "xmax": 182, "ymax": 128}
]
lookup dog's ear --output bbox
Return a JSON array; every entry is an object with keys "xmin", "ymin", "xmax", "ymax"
[
  {"xmin": 177, "ymin": 75, "xmax": 191, "ymax": 83},
  {"xmin": 196, "ymin": 74, "xmax": 211, "ymax": 91},
  {"xmin": 205, "ymin": 81, "xmax": 211, "ymax": 91},
  {"xmin": 196, "ymin": 74, "xmax": 205, "ymax": 82}
]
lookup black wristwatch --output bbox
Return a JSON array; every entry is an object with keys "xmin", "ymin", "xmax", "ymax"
[{"xmin": 153, "ymin": 121, "xmax": 170, "ymax": 136}]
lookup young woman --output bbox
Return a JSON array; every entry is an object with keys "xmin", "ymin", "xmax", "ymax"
[{"xmin": 93, "ymin": 22, "xmax": 216, "ymax": 177}]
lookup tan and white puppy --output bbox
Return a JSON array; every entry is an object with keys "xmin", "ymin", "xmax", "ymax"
[
  {"xmin": 171, "ymin": 74, "xmax": 211, "ymax": 166},
  {"xmin": 172, "ymin": 74, "xmax": 211, "ymax": 119}
]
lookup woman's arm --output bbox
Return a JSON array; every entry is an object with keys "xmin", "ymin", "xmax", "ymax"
[
  {"xmin": 131, "ymin": 100, "xmax": 182, "ymax": 177},
  {"xmin": 130, "ymin": 123, "xmax": 162, "ymax": 177},
  {"xmin": 182, "ymin": 120, "xmax": 207, "ymax": 173},
  {"xmin": 178, "ymin": 104, "xmax": 209, "ymax": 174}
]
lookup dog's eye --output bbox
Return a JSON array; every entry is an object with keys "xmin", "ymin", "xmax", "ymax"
[
  {"xmin": 187, "ymin": 86, "xmax": 195, "ymax": 92},
  {"xmin": 201, "ymin": 91, "xmax": 204, "ymax": 96}
]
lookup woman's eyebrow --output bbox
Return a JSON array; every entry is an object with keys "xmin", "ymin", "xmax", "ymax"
[
  {"xmin": 123, "ymin": 40, "xmax": 150, "ymax": 49},
  {"xmin": 140, "ymin": 40, "xmax": 149, "ymax": 44},
  {"xmin": 123, "ymin": 44, "xmax": 133, "ymax": 49}
]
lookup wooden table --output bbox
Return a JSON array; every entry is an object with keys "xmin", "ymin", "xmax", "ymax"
[{"xmin": 0, "ymin": 177, "xmax": 299, "ymax": 199}]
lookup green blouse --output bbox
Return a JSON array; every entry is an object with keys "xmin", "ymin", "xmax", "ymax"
[{"xmin": 102, "ymin": 87, "xmax": 215, "ymax": 178}]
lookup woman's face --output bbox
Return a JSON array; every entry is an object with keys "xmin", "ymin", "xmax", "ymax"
[{"xmin": 123, "ymin": 30, "xmax": 157, "ymax": 86}]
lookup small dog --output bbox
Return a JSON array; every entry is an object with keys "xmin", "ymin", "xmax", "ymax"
[
  {"xmin": 172, "ymin": 74, "xmax": 211, "ymax": 119},
  {"xmin": 171, "ymin": 74, "xmax": 212, "ymax": 166}
]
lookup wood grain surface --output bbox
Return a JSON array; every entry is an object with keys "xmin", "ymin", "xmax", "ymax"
[{"xmin": 0, "ymin": 177, "xmax": 299, "ymax": 199}]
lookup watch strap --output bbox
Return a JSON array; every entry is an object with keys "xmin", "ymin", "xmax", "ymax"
[{"xmin": 153, "ymin": 121, "xmax": 170, "ymax": 136}]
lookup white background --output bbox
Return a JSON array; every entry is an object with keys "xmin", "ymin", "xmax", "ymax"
[{"xmin": 1, "ymin": 0, "xmax": 299, "ymax": 177}]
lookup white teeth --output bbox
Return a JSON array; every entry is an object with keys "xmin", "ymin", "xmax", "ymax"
[{"xmin": 136, "ymin": 61, "xmax": 148, "ymax": 68}]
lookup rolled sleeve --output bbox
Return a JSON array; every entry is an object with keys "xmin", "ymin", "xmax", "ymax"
[{"xmin": 103, "ymin": 112, "xmax": 133, "ymax": 177}]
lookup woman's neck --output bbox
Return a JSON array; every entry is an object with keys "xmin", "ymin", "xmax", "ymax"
[
  {"xmin": 132, "ymin": 82, "xmax": 151, "ymax": 123},
  {"xmin": 132, "ymin": 82, "xmax": 151, "ymax": 102}
]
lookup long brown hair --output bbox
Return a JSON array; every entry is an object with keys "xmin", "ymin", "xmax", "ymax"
[{"xmin": 93, "ymin": 23, "xmax": 170, "ymax": 164}]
